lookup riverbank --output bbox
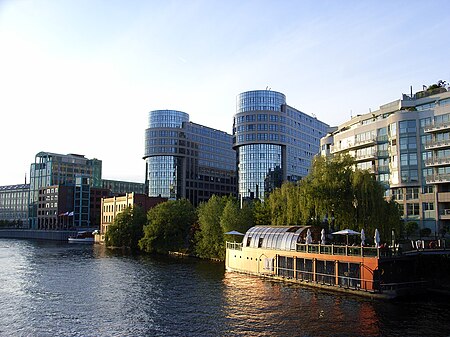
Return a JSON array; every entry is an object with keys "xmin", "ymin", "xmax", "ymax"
[{"xmin": 0, "ymin": 229, "xmax": 78, "ymax": 241}]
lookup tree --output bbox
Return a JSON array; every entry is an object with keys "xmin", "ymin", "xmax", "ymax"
[
  {"xmin": 195, "ymin": 195, "xmax": 229, "ymax": 259},
  {"xmin": 221, "ymin": 198, "xmax": 254, "ymax": 235},
  {"xmin": 105, "ymin": 206, "xmax": 146, "ymax": 250},
  {"xmin": 298, "ymin": 154, "xmax": 355, "ymax": 229},
  {"xmin": 139, "ymin": 199, "xmax": 197, "ymax": 254},
  {"xmin": 404, "ymin": 221, "xmax": 419, "ymax": 239},
  {"xmin": 253, "ymin": 199, "xmax": 271, "ymax": 226}
]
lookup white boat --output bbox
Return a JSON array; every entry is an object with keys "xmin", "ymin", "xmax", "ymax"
[{"xmin": 68, "ymin": 231, "xmax": 95, "ymax": 243}]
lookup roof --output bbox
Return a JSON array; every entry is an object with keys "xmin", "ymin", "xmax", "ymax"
[
  {"xmin": 0, "ymin": 184, "xmax": 30, "ymax": 191},
  {"xmin": 242, "ymin": 226, "xmax": 310, "ymax": 251}
]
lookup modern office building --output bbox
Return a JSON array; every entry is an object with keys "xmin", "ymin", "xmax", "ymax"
[
  {"xmin": 320, "ymin": 85, "xmax": 450, "ymax": 234},
  {"xmin": 29, "ymin": 152, "xmax": 102, "ymax": 229},
  {"xmin": 0, "ymin": 184, "xmax": 30, "ymax": 226},
  {"xmin": 233, "ymin": 90, "xmax": 329, "ymax": 200},
  {"xmin": 144, "ymin": 110, "xmax": 236, "ymax": 206}
]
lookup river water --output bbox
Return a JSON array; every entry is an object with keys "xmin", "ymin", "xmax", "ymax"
[{"xmin": 1, "ymin": 239, "xmax": 450, "ymax": 337}]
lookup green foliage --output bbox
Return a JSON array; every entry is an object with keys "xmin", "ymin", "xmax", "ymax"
[
  {"xmin": 195, "ymin": 195, "xmax": 254, "ymax": 260},
  {"xmin": 266, "ymin": 182, "xmax": 302, "ymax": 226},
  {"xmin": 138, "ymin": 199, "xmax": 197, "ymax": 254},
  {"xmin": 253, "ymin": 199, "xmax": 270, "ymax": 226},
  {"xmin": 299, "ymin": 154, "xmax": 356, "ymax": 228},
  {"xmin": 195, "ymin": 195, "xmax": 229, "ymax": 259},
  {"xmin": 105, "ymin": 206, "xmax": 146, "ymax": 250},
  {"xmin": 221, "ymin": 199, "xmax": 254, "ymax": 235},
  {"xmin": 404, "ymin": 221, "xmax": 419, "ymax": 239},
  {"xmin": 260, "ymin": 154, "xmax": 402, "ymax": 242}
]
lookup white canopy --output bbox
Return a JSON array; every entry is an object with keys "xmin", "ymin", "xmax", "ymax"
[
  {"xmin": 224, "ymin": 230, "xmax": 245, "ymax": 236},
  {"xmin": 332, "ymin": 229, "xmax": 361, "ymax": 235}
]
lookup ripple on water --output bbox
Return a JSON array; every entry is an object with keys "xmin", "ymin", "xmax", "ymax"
[{"xmin": 1, "ymin": 239, "xmax": 450, "ymax": 337}]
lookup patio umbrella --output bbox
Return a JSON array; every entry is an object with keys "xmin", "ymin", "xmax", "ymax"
[
  {"xmin": 306, "ymin": 228, "xmax": 313, "ymax": 244},
  {"xmin": 332, "ymin": 229, "xmax": 361, "ymax": 245},
  {"xmin": 374, "ymin": 228, "xmax": 380, "ymax": 248},
  {"xmin": 361, "ymin": 229, "xmax": 366, "ymax": 246},
  {"xmin": 321, "ymin": 228, "xmax": 326, "ymax": 245},
  {"xmin": 224, "ymin": 230, "xmax": 245, "ymax": 244},
  {"xmin": 224, "ymin": 230, "xmax": 245, "ymax": 236}
]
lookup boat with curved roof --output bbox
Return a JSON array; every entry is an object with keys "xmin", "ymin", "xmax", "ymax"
[{"xmin": 225, "ymin": 225, "xmax": 449, "ymax": 299}]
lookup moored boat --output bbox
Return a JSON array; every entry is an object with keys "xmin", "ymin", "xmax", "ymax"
[
  {"xmin": 225, "ymin": 225, "xmax": 449, "ymax": 299},
  {"xmin": 68, "ymin": 231, "xmax": 95, "ymax": 243}
]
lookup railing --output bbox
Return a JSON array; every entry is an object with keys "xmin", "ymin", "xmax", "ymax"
[
  {"xmin": 226, "ymin": 242, "xmax": 242, "ymax": 251},
  {"xmin": 278, "ymin": 267, "xmax": 376, "ymax": 291},
  {"xmin": 424, "ymin": 121, "xmax": 450, "ymax": 133},
  {"xmin": 226, "ymin": 240, "xmax": 447, "ymax": 256},
  {"xmin": 296, "ymin": 243, "xmax": 379, "ymax": 257},
  {"xmin": 425, "ymin": 139, "xmax": 450, "ymax": 150}
]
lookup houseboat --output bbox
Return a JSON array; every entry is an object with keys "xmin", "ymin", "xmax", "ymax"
[
  {"xmin": 225, "ymin": 226, "xmax": 449, "ymax": 299},
  {"xmin": 68, "ymin": 231, "xmax": 95, "ymax": 243}
]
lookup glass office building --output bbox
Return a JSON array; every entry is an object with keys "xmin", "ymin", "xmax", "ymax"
[
  {"xmin": 29, "ymin": 152, "xmax": 102, "ymax": 229},
  {"xmin": 144, "ymin": 110, "xmax": 236, "ymax": 206},
  {"xmin": 233, "ymin": 90, "xmax": 329, "ymax": 200}
]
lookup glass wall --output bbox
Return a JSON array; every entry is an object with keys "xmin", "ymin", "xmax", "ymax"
[
  {"xmin": 148, "ymin": 110, "xmax": 189, "ymax": 128},
  {"xmin": 238, "ymin": 144, "xmax": 282, "ymax": 199},
  {"xmin": 147, "ymin": 156, "xmax": 180, "ymax": 199},
  {"xmin": 236, "ymin": 90, "xmax": 286, "ymax": 113}
]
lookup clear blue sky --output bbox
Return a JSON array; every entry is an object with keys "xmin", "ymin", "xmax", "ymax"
[{"xmin": 1, "ymin": 0, "xmax": 449, "ymax": 185}]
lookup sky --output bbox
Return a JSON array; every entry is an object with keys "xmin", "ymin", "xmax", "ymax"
[{"xmin": 1, "ymin": 0, "xmax": 450, "ymax": 186}]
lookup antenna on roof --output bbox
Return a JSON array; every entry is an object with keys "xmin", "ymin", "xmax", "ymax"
[{"xmin": 25, "ymin": 173, "xmax": 27, "ymax": 184}]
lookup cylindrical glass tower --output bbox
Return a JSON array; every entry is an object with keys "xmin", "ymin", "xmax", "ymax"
[
  {"xmin": 233, "ymin": 90, "xmax": 286, "ymax": 200},
  {"xmin": 144, "ymin": 110, "xmax": 189, "ymax": 198}
]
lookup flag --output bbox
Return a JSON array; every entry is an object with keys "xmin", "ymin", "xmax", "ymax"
[{"xmin": 68, "ymin": 211, "xmax": 74, "ymax": 216}]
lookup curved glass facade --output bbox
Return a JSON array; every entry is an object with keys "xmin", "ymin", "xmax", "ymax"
[
  {"xmin": 147, "ymin": 156, "xmax": 179, "ymax": 198},
  {"xmin": 144, "ymin": 109, "xmax": 237, "ymax": 205},
  {"xmin": 148, "ymin": 110, "xmax": 189, "ymax": 128},
  {"xmin": 233, "ymin": 90, "xmax": 329, "ymax": 201},
  {"xmin": 238, "ymin": 144, "xmax": 282, "ymax": 200},
  {"xmin": 236, "ymin": 90, "xmax": 286, "ymax": 113},
  {"xmin": 145, "ymin": 110, "xmax": 188, "ymax": 199}
]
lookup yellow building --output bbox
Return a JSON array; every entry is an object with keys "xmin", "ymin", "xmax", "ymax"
[{"xmin": 97, "ymin": 193, "xmax": 166, "ymax": 243}]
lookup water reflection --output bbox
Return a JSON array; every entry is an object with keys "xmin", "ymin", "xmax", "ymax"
[{"xmin": 1, "ymin": 239, "xmax": 450, "ymax": 337}]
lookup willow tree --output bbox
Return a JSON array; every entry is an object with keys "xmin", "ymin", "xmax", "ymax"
[
  {"xmin": 266, "ymin": 182, "xmax": 302, "ymax": 226},
  {"xmin": 299, "ymin": 154, "xmax": 355, "ymax": 229}
]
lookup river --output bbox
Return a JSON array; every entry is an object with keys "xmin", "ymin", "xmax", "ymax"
[{"xmin": 1, "ymin": 239, "xmax": 449, "ymax": 337}]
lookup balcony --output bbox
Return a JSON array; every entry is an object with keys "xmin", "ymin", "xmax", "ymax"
[
  {"xmin": 352, "ymin": 137, "xmax": 376, "ymax": 150},
  {"xmin": 424, "ymin": 139, "xmax": 450, "ymax": 150},
  {"xmin": 376, "ymin": 135, "xmax": 389, "ymax": 143},
  {"xmin": 376, "ymin": 165, "xmax": 390, "ymax": 174},
  {"xmin": 377, "ymin": 150, "xmax": 389, "ymax": 158},
  {"xmin": 426, "ymin": 173, "xmax": 450, "ymax": 184},
  {"xmin": 424, "ymin": 121, "xmax": 450, "ymax": 133},
  {"xmin": 424, "ymin": 156, "xmax": 450, "ymax": 167},
  {"xmin": 440, "ymin": 209, "xmax": 450, "ymax": 220},
  {"xmin": 354, "ymin": 152, "xmax": 377, "ymax": 162}
]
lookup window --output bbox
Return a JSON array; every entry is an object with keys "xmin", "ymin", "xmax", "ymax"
[
  {"xmin": 406, "ymin": 188, "xmax": 419, "ymax": 200},
  {"xmin": 423, "ymin": 186, "xmax": 434, "ymax": 194},
  {"xmin": 406, "ymin": 203, "xmax": 420, "ymax": 216}
]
